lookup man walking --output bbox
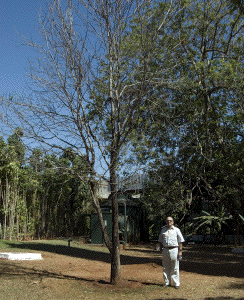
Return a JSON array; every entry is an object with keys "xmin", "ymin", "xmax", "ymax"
[{"xmin": 158, "ymin": 216, "xmax": 185, "ymax": 289}]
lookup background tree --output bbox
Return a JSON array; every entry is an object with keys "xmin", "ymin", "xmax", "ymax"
[
  {"xmin": 130, "ymin": 0, "xmax": 244, "ymax": 237},
  {"xmin": 7, "ymin": 128, "xmax": 25, "ymax": 167},
  {"xmin": 0, "ymin": 132, "xmax": 92, "ymax": 240}
]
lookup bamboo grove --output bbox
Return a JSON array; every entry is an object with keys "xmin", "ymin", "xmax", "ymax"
[{"xmin": 0, "ymin": 129, "xmax": 92, "ymax": 240}]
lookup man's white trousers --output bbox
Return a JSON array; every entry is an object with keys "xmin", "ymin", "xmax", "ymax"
[{"xmin": 162, "ymin": 247, "xmax": 180, "ymax": 287}]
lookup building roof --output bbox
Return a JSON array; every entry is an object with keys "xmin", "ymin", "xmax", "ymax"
[{"xmin": 101, "ymin": 198, "xmax": 140, "ymax": 208}]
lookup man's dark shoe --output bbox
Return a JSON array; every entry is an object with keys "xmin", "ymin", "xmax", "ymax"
[{"xmin": 174, "ymin": 286, "xmax": 179, "ymax": 289}]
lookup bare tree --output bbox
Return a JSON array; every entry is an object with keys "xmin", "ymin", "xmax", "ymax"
[{"xmin": 3, "ymin": 0, "xmax": 179, "ymax": 284}]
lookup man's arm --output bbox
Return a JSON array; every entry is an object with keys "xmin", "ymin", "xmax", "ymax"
[
  {"xmin": 178, "ymin": 242, "xmax": 183, "ymax": 259},
  {"xmin": 177, "ymin": 227, "xmax": 184, "ymax": 259}
]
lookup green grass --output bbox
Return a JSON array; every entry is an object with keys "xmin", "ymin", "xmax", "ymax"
[
  {"xmin": 0, "ymin": 238, "xmax": 110, "ymax": 254},
  {"xmin": 0, "ymin": 239, "xmax": 29, "ymax": 251}
]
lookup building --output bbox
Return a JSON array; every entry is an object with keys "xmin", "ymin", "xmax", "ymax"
[{"xmin": 91, "ymin": 175, "xmax": 148, "ymax": 245}]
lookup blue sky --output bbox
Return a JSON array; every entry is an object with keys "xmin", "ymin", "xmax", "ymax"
[{"xmin": 1, "ymin": 0, "xmax": 45, "ymax": 98}]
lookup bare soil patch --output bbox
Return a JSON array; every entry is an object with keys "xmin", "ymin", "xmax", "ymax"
[{"xmin": 0, "ymin": 241, "xmax": 243, "ymax": 299}]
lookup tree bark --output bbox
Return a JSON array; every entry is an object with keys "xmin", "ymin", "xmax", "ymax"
[{"xmin": 110, "ymin": 153, "xmax": 121, "ymax": 284}]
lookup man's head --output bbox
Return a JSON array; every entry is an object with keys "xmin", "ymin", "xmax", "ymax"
[{"xmin": 166, "ymin": 216, "xmax": 174, "ymax": 228}]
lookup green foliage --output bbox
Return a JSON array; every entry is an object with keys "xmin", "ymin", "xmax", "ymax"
[
  {"xmin": 0, "ymin": 131, "xmax": 93, "ymax": 240},
  {"xmin": 126, "ymin": 0, "xmax": 244, "ymax": 237},
  {"xmin": 193, "ymin": 208, "xmax": 233, "ymax": 234},
  {"xmin": 7, "ymin": 128, "xmax": 25, "ymax": 166},
  {"xmin": 142, "ymin": 165, "xmax": 186, "ymax": 218}
]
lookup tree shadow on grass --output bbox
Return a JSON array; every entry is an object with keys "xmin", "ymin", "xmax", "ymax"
[
  {"xmin": 0, "ymin": 260, "xmax": 94, "ymax": 284},
  {"xmin": 132, "ymin": 244, "xmax": 244, "ymax": 279},
  {"xmin": 180, "ymin": 244, "xmax": 244, "ymax": 279},
  {"xmin": 4, "ymin": 241, "xmax": 244, "ymax": 279},
  {"xmin": 4, "ymin": 241, "xmax": 159, "ymax": 265},
  {"xmin": 5, "ymin": 241, "xmax": 111, "ymax": 263},
  {"xmin": 0, "ymin": 259, "xmax": 163, "ymax": 289},
  {"xmin": 224, "ymin": 282, "xmax": 244, "ymax": 290},
  {"xmin": 127, "ymin": 278, "xmax": 165, "ymax": 287},
  {"xmin": 180, "ymin": 259, "xmax": 244, "ymax": 279}
]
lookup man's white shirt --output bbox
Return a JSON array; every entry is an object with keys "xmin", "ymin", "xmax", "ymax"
[{"xmin": 158, "ymin": 225, "xmax": 185, "ymax": 247}]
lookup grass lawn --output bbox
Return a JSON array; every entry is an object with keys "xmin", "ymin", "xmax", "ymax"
[{"xmin": 0, "ymin": 239, "xmax": 243, "ymax": 300}]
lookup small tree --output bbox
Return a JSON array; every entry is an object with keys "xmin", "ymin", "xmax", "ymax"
[
  {"xmin": 193, "ymin": 208, "xmax": 233, "ymax": 243},
  {"xmin": 4, "ymin": 0, "xmax": 178, "ymax": 284}
]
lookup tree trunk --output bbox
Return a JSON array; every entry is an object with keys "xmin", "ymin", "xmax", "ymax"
[
  {"xmin": 91, "ymin": 178, "xmax": 112, "ymax": 250},
  {"xmin": 110, "ymin": 156, "xmax": 121, "ymax": 284}
]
